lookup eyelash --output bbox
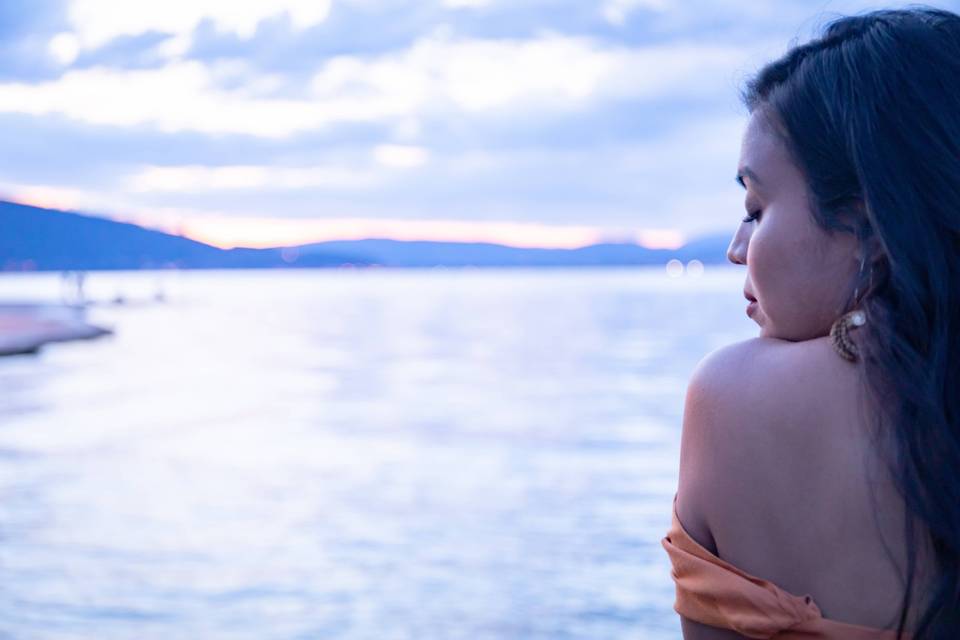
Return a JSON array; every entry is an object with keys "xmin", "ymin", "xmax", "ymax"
[{"xmin": 742, "ymin": 210, "xmax": 762, "ymax": 223}]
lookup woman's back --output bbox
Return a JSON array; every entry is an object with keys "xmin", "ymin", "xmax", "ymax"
[
  {"xmin": 675, "ymin": 336, "xmax": 937, "ymax": 634},
  {"xmin": 669, "ymin": 7, "xmax": 960, "ymax": 638}
]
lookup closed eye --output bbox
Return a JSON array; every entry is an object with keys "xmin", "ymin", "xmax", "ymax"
[{"xmin": 742, "ymin": 210, "xmax": 761, "ymax": 223}]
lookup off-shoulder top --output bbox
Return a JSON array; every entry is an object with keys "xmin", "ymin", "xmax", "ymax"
[{"xmin": 660, "ymin": 493, "xmax": 910, "ymax": 639}]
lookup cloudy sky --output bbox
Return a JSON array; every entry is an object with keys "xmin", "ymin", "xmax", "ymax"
[{"xmin": 1, "ymin": 0, "xmax": 952, "ymax": 249}]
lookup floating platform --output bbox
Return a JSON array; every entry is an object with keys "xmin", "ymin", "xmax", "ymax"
[{"xmin": 0, "ymin": 304, "xmax": 112, "ymax": 356}]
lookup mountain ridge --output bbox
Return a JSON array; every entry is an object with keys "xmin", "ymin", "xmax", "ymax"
[{"xmin": 2, "ymin": 200, "xmax": 732, "ymax": 270}]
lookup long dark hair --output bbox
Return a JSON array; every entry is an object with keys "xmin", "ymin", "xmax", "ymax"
[{"xmin": 740, "ymin": 7, "xmax": 960, "ymax": 639}]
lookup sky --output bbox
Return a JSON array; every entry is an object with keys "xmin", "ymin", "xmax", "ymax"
[{"xmin": 1, "ymin": 0, "xmax": 955, "ymax": 249}]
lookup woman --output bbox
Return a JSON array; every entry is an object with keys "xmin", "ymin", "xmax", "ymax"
[{"xmin": 661, "ymin": 7, "xmax": 960, "ymax": 640}]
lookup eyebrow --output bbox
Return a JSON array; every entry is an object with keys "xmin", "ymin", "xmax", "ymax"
[{"xmin": 735, "ymin": 166, "xmax": 762, "ymax": 189}]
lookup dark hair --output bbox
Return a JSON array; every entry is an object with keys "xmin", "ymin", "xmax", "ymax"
[{"xmin": 740, "ymin": 6, "xmax": 960, "ymax": 640}]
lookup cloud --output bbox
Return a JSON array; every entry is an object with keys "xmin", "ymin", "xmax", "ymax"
[
  {"xmin": 442, "ymin": 0, "xmax": 493, "ymax": 8},
  {"xmin": 602, "ymin": 0, "xmax": 670, "ymax": 26},
  {"xmin": 1, "ymin": 182, "xmax": 92, "ymax": 212},
  {"xmin": 65, "ymin": 0, "xmax": 333, "ymax": 49},
  {"xmin": 0, "ymin": 62, "xmax": 340, "ymax": 137},
  {"xmin": 183, "ymin": 2, "xmax": 433, "ymax": 73},
  {"xmin": 0, "ymin": 102, "xmax": 749, "ymax": 239},
  {"xmin": 0, "ymin": 112, "xmax": 394, "ymax": 187},
  {"xmin": 127, "ymin": 164, "xmax": 383, "ymax": 193},
  {"xmin": 72, "ymin": 30, "xmax": 178, "ymax": 70},
  {"xmin": 2, "ymin": 0, "xmax": 900, "ymax": 243},
  {"xmin": 91, "ymin": 111, "xmax": 746, "ymax": 229},
  {"xmin": 48, "ymin": 32, "xmax": 80, "ymax": 64},
  {"xmin": 373, "ymin": 144, "xmax": 430, "ymax": 169},
  {"xmin": 0, "ymin": 0, "xmax": 71, "ymax": 81},
  {"xmin": 0, "ymin": 32, "xmax": 751, "ymax": 136},
  {"xmin": 0, "ymin": 0, "xmax": 915, "ymax": 82}
]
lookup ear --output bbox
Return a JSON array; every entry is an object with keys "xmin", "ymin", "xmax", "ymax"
[
  {"xmin": 858, "ymin": 233, "xmax": 885, "ymax": 267},
  {"xmin": 851, "ymin": 210, "xmax": 885, "ymax": 266}
]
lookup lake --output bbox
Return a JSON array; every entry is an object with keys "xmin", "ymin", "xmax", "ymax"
[{"xmin": 0, "ymin": 266, "xmax": 755, "ymax": 639}]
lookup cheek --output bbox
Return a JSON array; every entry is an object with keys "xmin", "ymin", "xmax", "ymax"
[
  {"xmin": 745, "ymin": 218, "xmax": 814, "ymax": 329},
  {"xmin": 746, "ymin": 224, "xmax": 789, "ymax": 307},
  {"xmin": 746, "ymin": 215, "xmax": 853, "ymax": 337}
]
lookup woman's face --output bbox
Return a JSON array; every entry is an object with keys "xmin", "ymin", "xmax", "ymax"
[{"xmin": 727, "ymin": 111, "xmax": 860, "ymax": 341}]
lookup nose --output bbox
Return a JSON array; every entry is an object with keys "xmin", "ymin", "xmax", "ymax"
[{"xmin": 726, "ymin": 228, "xmax": 748, "ymax": 265}]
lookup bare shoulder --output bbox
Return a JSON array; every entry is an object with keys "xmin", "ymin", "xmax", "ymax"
[
  {"xmin": 685, "ymin": 335, "xmax": 854, "ymax": 420},
  {"xmin": 675, "ymin": 335, "xmax": 862, "ymax": 552},
  {"xmin": 674, "ymin": 336, "xmax": 925, "ymax": 633}
]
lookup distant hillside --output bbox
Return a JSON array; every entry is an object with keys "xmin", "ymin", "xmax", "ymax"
[
  {"xmin": 0, "ymin": 200, "xmax": 734, "ymax": 270},
  {"xmin": 670, "ymin": 233, "xmax": 731, "ymax": 263},
  {"xmin": 295, "ymin": 234, "xmax": 732, "ymax": 267},
  {"xmin": 295, "ymin": 238, "xmax": 675, "ymax": 267},
  {"xmin": 0, "ymin": 201, "xmax": 362, "ymax": 270}
]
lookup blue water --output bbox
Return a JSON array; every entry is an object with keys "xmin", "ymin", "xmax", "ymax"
[{"xmin": 0, "ymin": 267, "xmax": 755, "ymax": 639}]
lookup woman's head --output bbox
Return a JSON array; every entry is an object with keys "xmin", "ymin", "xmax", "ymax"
[
  {"xmin": 737, "ymin": 7, "xmax": 960, "ymax": 639},
  {"xmin": 727, "ymin": 110, "xmax": 862, "ymax": 340}
]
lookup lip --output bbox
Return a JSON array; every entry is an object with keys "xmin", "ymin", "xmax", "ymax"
[
  {"xmin": 746, "ymin": 300, "xmax": 758, "ymax": 317},
  {"xmin": 743, "ymin": 290, "xmax": 757, "ymax": 302}
]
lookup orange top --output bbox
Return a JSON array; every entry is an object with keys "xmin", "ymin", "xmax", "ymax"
[{"xmin": 660, "ymin": 493, "xmax": 910, "ymax": 639}]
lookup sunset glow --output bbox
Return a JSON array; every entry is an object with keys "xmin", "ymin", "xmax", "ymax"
[{"xmin": 178, "ymin": 215, "xmax": 687, "ymax": 250}]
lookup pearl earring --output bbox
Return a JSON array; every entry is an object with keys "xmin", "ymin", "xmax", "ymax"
[
  {"xmin": 830, "ymin": 255, "xmax": 868, "ymax": 362},
  {"xmin": 830, "ymin": 309, "xmax": 866, "ymax": 361}
]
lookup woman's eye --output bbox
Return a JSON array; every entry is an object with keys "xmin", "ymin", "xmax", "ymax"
[{"xmin": 741, "ymin": 210, "xmax": 761, "ymax": 223}]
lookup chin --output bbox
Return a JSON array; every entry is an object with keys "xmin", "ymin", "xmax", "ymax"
[{"xmin": 752, "ymin": 315, "xmax": 768, "ymax": 336}]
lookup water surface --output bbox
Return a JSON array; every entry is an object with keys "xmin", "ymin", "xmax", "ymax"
[{"xmin": 0, "ymin": 267, "xmax": 754, "ymax": 639}]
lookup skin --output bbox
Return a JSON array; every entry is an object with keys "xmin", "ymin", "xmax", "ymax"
[
  {"xmin": 672, "ymin": 111, "xmax": 937, "ymax": 638},
  {"xmin": 727, "ymin": 110, "xmax": 861, "ymax": 340}
]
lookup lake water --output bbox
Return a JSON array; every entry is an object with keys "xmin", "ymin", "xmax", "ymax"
[{"xmin": 0, "ymin": 267, "xmax": 755, "ymax": 639}]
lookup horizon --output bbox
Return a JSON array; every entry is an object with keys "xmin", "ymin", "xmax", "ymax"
[{"xmin": 3, "ymin": 195, "xmax": 697, "ymax": 250}]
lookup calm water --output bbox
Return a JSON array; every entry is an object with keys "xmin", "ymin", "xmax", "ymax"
[{"xmin": 0, "ymin": 267, "xmax": 755, "ymax": 639}]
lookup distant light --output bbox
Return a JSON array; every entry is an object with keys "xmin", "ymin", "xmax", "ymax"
[
  {"xmin": 665, "ymin": 259, "xmax": 684, "ymax": 278},
  {"xmin": 49, "ymin": 32, "xmax": 80, "ymax": 66},
  {"xmin": 686, "ymin": 259, "xmax": 704, "ymax": 277}
]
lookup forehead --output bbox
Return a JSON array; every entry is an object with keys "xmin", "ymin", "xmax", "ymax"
[
  {"xmin": 739, "ymin": 112, "xmax": 783, "ymax": 163},
  {"xmin": 738, "ymin": 111, "xmax": 797, "ymax": 189}
]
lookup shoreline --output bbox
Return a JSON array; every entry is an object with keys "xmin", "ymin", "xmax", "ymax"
[{"xmin": 0, "ymin": 304, "xmax": 112, "ymax": 356}]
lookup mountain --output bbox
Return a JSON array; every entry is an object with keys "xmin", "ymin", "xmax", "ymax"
[
  {"xmin": 0, "ymin": 201, "xmax": 363, "ymax": 270},
  {"xmin": 1, "ymin": 200, "xmax": 733, "ymax": 270},
  {"xmin": 670, "ymin": 233, "xmax": 732, "ymax": 263},
  {"xmin": 294, "ymin": 238, "xmax": 679, "ymax": 267},
  {"xmin": 294, "ymin": 234, "xmax": 733, "ymax": 267}
]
